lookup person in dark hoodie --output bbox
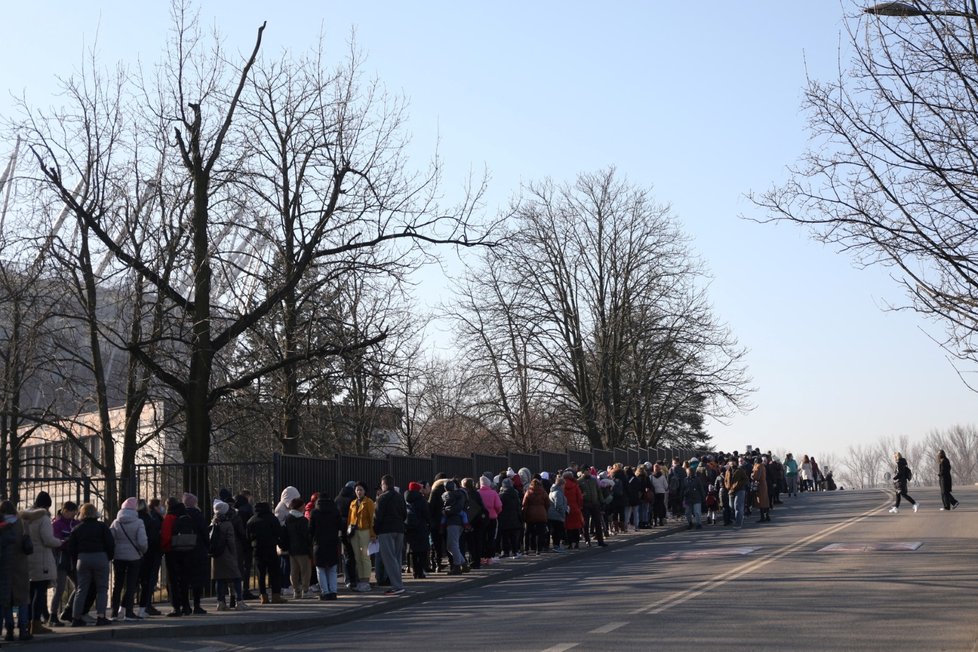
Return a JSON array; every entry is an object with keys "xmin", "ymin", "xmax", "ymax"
[
  {"xmin": 136, "ymin": 498, "xmax": 163, "ymax": 618},
  {"xmin": 373, "ymin": 474, "xmax": 407, "ymax": 595},
  {"xmin": 335, "ymin": 482, "xmax": 358, "ymax": 590},
  {"xmin": 247, "ymin": 502, "xmax": 286, "ymax": 604},
  {"xmin": 308, "ymin": 493, "xmax": 341, "ymax": 600},
  {"xmin": 182, "ymin": 493, "xmax": 209, "ymax": 615},
  {"xmin": 889, "ymin": 452, "xmax": 918, "ymax": 514},
  {"xmin": 233, "ymin": 491, "xmax": 256, "ymax": 599},
  {"xmin": 404, "ymin": 482, "xmax": 431, "ymax": 579}
]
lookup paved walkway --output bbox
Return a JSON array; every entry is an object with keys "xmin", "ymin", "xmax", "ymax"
[{"xmin": 30, "ymin": 522, "xmax": 686, "ymax": 644}]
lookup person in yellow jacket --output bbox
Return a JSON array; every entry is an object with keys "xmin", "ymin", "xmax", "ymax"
[{"xmin": 347, "ymin": 483, "xmax": 376, "ymax": 592}]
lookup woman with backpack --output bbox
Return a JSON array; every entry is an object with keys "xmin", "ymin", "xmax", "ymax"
[
  {"xmin": 160, "ymin": 497, "xmax": 193, "ymax": 617},
  {"xmin": 462, "ymin": 478, "xmax": 486, "ymax": 568},
  {"xmin": 1, "ymin": 500, "xmax": 39, "ymax": 640},
  {"xmin": 889, "ymin": 452, "xmax": 918, "ymax": 514}
]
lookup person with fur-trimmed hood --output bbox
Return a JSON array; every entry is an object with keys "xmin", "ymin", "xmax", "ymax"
[{"xmin": 25, "ymin": 491, "xmax": 61, "ymax": 634}]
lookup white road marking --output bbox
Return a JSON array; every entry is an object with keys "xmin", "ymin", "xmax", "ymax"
[
  {"xmin": 540, "ymin": 644, "xmax": 578, "ymax": 652},
  {"xmin": 589, "ymin": 621, "xmax": 629, "ymax": 634},
  {"xmin": 630, "ymin": 494, "xmax": 892, "ymax": 616}
]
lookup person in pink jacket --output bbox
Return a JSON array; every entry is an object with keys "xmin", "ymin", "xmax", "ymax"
[{"xmin": 478, "ymin": 476, "xmax": 502, "ymax": 564}]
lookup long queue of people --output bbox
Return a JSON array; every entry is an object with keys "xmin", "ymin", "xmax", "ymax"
[{"xmin": 0, "ymin": 449, "xmax": 828, "ymax": 642}]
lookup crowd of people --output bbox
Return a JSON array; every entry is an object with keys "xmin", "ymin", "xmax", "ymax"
[{"xmin": 0, "ymin": 446, "xmax": 932, "ymax": 642}]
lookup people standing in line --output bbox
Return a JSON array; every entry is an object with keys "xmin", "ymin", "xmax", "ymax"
[
  {"xmin": 373, "ymin": 475, "xmax": 407, "ymax": 595},
  {"xmin": 724, "ymin": 458, "xmax": 748, "ymax": 529},
  {"xmin": 210, "ymin": 500, "xmax": 247, "ymax": 611},
  {"xmin": 562, "ymin": 470, "xmax": 584, "ymax": 549},
  {"xmin": 247, "ymin": 502, "xmax": 287, "ymax": 604},
  {"xmin": 682, "ymin": 466, "xmax": 705, "ymax": 530},
  {"xmin": 50, "ymin": 501, "xmax": 78, "ymax": 627},
  {"xmin": 181, "ymin": 493, "xmax": 209, "ymax": 615},
  {"xmin": 1, "ymin": 500, "xmax": 36, "ymax": 640},
  {"xmin": 309, "ymin": 492, "xmax": 342, "ymax": 600},
  {"xmin": 800, "ymin": 455, "xmax": 813, "ymax": 492},
  {"xmin": 752, "ymin": 457, "xmax": 771, "ymax": 523},
  {"xmin": 335, "ymin": 482, "xmax": 359, "ymax": 590},
  {"xmin": 135, "ymin": 498, "xmax": 163, "ymax": 618},
  {"xmin": 160, "ymin": 497, "xmax": 192, "ymax": 617},
  {"xmin": 937, "ymin": 450, "xmax": 960, "ymax": 511},
  {"xmin": 347, "ymin": 483, "xmax": 376, "ymax": 592},
  {"xmin": 783, "ymin": 453, "xmax": 798, "ymax": 497},
  {"xmin": 109, "ymin": 497, "xmax": 148, "ymax": 621},
  {"xmin": 477, "ymin": 476, "xmax": 501, "ymax": 564},
  {"xmin": 497, "ymin": 478, "xmax": 524, "ymax": 558},
  {"xmin": 521, "ymin": 478, "xmax": 551, "ymax": 555},
  {"xmin": 441, "ymin": 480, "xmax": 469, "ymax": 574},
  {"xmin": 461, "ymin": 478, "xmax": 487, "ymax": 567},
  {"xmin": 889, "ymin": 452, "xmax": 918, "ymax": 514},
  {"xmin": 650, "ymin": 464, "xmax": 669, "ymax": 528},
  {"xmin": 67, "ymin": 503, "xmax": 113, "ymax": 628},
  {"xmin": 427, "ymin": 474, "xmax": 450, "ymax": 572},
  {"xmin": 404, "ymin": 482, "xmax": 431, "ymax": 578},
  {"xmin": 233, "ymin": 491, "xmax": 256, "ymax": 600},
  {"xmin": 274, "ymin": 487, "xmax": 300, "ymax": 598},
  {"xmin": 25, "ymin": 491, "xmax": 61, "ymax": 635},
  {"xmin": 547, "ymin": 476, "xmax": 568, "ymax": 551},
  {"xmin": 283, "ymin": 497, "xmax": 313, "ymax": 599}
]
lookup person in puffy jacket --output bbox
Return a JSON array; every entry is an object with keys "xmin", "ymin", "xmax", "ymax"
[
  {"xmin": 283, "ymin": 497, "xmax": 313, "ymax": 599},
  {"xmin": 347, "ymin": 483, "xmax": 375, "ymax": 592},
  {"xmin": 67, "ymin": 503, "xmax": 114, "ymax": 628},
  {"xmin": 440, "ymin": 481, "xmax": 468, "ymax": 575},
  {"xmin": 2, "ymin": 500, "xmax": 37, "ymax": 640},
  {"xmin": 521, "ymin": 479, "xmax": 551, "ymax": 555},
  {"xmin": 308, "ymin": 494, "xmax": 341, "ymax": 600},
  {"xmin": 548, "ymin": 477, "xmax": 568, "ymax": 551},
  {"xmin": 562, "ymin": 472, "xmax": 584, "ymax": 549},
  {"xmin": 497, "ymin": 478, "xmax": 523, "ymax": 558},
  {"xmin": 404, "ymin": 482, "xmax": 431, "ymax": 579},
  {"xmin": 109, "ymin": 497, "xmax": 148, "ymax": 621},
  {"xmin": 274, "ymin": 486, "xmax": 300, "ymax": 595},
  {"xmin": 25, "ymin": 491, "xmax": 61, "ymax": 635},
  {"xmin": 211, "ymin": 500, "xmax": 246, "ymax": 611},
  {"xmin": 247, "ymin": 502, "xmax": 286, "ymax": 604},
  {"xmin": 477, "ymin": 476, "xmax": 502, "ymax": 562}
]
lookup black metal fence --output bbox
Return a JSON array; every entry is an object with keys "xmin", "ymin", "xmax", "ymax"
[{"xmin": 38, "ymin": 445, "xmax": 710, "ymax": 513}]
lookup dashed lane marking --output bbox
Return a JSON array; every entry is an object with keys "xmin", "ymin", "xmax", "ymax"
[
  {"xmin": 630, "ymin": 494, "xmax": 892, "ymax": 616},
  {"xmin": 659, "ymin": 546, "xmax": 760, "ymax": 561},
  {"xmin": 540, "ymin": 644, "xmax": 578, "ymax": 652},
  {"xmin": 589, "ymin": 621, "xmax": 629, "ymax": 634}
]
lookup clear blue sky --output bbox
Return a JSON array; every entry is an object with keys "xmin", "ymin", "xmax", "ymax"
[{"xmin": 4, "ymin": 1, "xmax": 977, "ymax": 460}]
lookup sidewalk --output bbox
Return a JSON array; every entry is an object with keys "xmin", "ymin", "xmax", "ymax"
[{"xmin": 33, "ymin": 523, "xmax": 685, "ymax": 643}]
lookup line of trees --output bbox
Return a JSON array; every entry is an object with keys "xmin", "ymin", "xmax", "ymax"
[{"xmin": 0, "ymin": 2, "xmax": 751, "ymax": 509}]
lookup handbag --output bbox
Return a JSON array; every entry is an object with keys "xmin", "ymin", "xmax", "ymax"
[{"xmin": 347, "ymin": 523, "xmax": 358, "ymax": 537}]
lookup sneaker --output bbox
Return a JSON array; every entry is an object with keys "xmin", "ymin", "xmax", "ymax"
[
  {"xmin": 384, "ymin": 588, "xmax": 405, "ymax": 596},
  {"xmin": 81, "ymin": 614, "xmax": 96, "ymax": 624},
  {"xmin": 888, "ymin": 507, "xmax": 898, "ymax": 513},
  {"xmin": 95, "ymin": 617, "xmax": 111, "ymax": 627},
  {"xmin": 123, "ymin": 612, "xmax": 143, "ymax": 621},
  {"xmin": 940, "ymin": 507, "xmax": 946, "ymax": 511},
  {"xmin": 308, "ymin": 584, "xmax": 320, "ymax": 593},
  {"xmin": 953, "ymin": 502, "xmax": 960, "ymax": 510},
  {"xmin": 913, "ymin": 503, "xmax": 918, "ymax": 513},
  {"xmin": 216, "ymin": 602, "xmax": 229, "ymax": 612},
  {"xmin": 192, "ymin": 606, "xmax": 207, "ymax": 615},
  {"xmin": 71, "ymin": 619, "xmax": 86, "ymax": 628},
  {"xmin": 166, "ymin": 610, "xmax": 182, "ymax": 617},
  {"xmin": 281, "ymin": 588, "xmax": 294, "ymax": 598},
  {"xmin": 235, "ymin": 602, "xmax": 249, "ymax": 611},
  {"xmin": 145, "ymin": 606, "xmax": 162, "ymax": 616}
]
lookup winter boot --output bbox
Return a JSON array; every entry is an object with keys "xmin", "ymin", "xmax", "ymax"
[
  {"xmin": 31, "ymin": 619, "xmax": 53, "ymax": 634},
  {"xmin": 270, "ymin": 593, "xmax": 288, "ymax": 604}
]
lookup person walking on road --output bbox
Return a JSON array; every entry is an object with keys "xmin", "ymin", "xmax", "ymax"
[
  {"xmin": 889, "ymin": 452, "xmax": 918, "ymax": 514},
  {"xmin": 937, "ymin": 450, "xmax": 959, "ymax": 511},
  {"xmin": 724, "ymin": 458, "xmax": 748, "ymax": 529}
]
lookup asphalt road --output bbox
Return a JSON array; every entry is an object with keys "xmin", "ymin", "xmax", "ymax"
[{"xmin": 23, "ymin": 486, "xmax": 978, "ymax": 651}]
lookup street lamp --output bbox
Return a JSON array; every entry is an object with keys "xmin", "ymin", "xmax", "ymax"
[{"xmin": 864, "ymin": 2, "xmax": 978, "ymax": 18}]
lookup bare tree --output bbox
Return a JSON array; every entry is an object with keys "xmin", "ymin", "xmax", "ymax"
[
  {"xmin": 14, "ymin": 4, "xmax": 490, "ymax": 489},
  {"xmin": 754, "ymin": 2, "xmax": 978, "ymax": 379}
]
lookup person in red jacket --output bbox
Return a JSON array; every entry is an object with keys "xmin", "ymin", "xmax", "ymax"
[{"xmin": 562, "ymin": 471, "xmax": 585, "ymax": 549}]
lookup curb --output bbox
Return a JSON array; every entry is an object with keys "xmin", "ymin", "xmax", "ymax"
[{"xmin": 49, "ymin": 524, "xmax": 686, "ymax": 642}]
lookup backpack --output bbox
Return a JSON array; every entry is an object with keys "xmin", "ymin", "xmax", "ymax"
[
  {"xmin": 405, "ymin": 502, "xmax": 421, "ymax": 528},
  {"xmin": 171, "ymin": 514, "xmax": 198, "ymax": 552},
  {"xmin": 443, "ymin": 490, "xmax": 464, "ymax": 517},
  {"xmin": 904, "ymin": 466, "xmax": 913, "ymax": 481},
  {"xmin": 465, "ymin": 491, "xmax": 486, "ymax": 526},
  {"xmin": 208, "ymin": 523, "xmax": 226, "ymax": 557}
]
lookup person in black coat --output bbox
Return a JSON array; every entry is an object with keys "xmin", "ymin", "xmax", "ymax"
[
  {"xmin": 234, "ymin": 492, "xmax": 256, "ymax": 598},
  {"xmin": 136, "ymin": 499, "xmax": 163, "ymax": 617},
  {"xmin": 889, "ymin": 453, "xmax": 918, "ymax": 514},
  {"xmin": 66, "ymin": 503, "xmax": 114, "ymax": 627},
  {"xmin": 308, "ymin": 495, "xmax": 341, "ymax": 600},
  {"xmin": 497, "ymin": 479, "xmax": 523, "ymax": 557},
  {"xmin": 334, "ymin": 482, "xmax": 358, "ymax": 590},
  {"xmin": 373, "ymin": 475, "xmax": 407, "ymax": 594},
  {"xmin": 937, "ymin": 450, "xmax": 959, "ymax": 511},
  {"xmin": 181, "ymin": 494, "xmax": 209, "ymax": 614},
  {"xmin": 404, "ymin": 483, "xmax": 431, "ymax": 579},
  {"xmin": 428, "ymin": 474, "xmax": 449, "ymax": 572},
  {"xmin": 247, "ymin": 502, "xmax": 285, "ymax": 603}
]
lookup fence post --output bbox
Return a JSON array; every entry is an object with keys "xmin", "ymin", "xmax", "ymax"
[{"xmin": 272, "ymin": 452, "xmax": 281, "ymax": 496}]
